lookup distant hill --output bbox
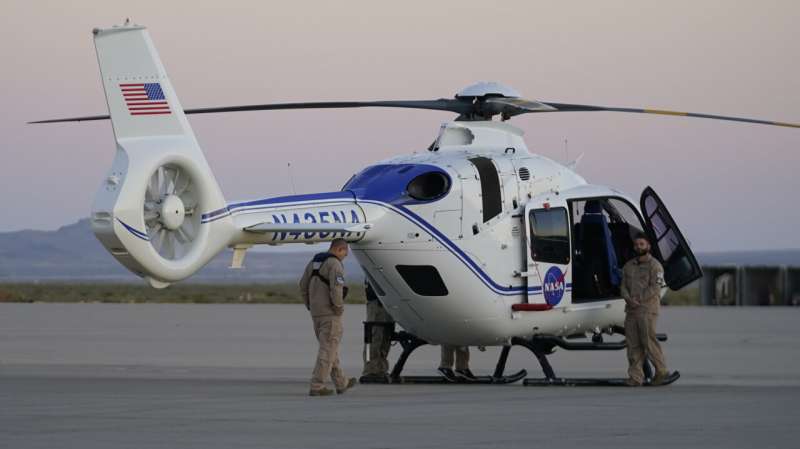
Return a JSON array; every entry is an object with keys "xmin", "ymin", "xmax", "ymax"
[
  {"xmin": 0, "ymin": 219, "xmax": 798, "ymax": 282},
  {"xmin": 0, "ymin": 219, "xmax": 362, "ymax": 283}
]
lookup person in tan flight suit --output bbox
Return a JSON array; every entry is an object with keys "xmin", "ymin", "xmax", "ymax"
[
  {"xmin": 361, "ymin": 281, "xmax": 395, "ymax": 381},
  {"xmin": 299, "ymin": 238, "xmax": 357, "ymax": 397},
  {"xmin": 620, "ymin": 232, "xmax": 670, "ymax": 386}
]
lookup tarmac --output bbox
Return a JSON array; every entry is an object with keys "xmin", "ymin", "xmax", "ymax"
[{"xmin": 1, "ymin": 304, "xmax": 799, "ymax": 449}]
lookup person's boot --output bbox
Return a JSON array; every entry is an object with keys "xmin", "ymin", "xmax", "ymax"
[
  {"xmin": 650, "ymin": 370, "xmax": 670, "ymax": 386},
  {"xmin": 623, "ymin": 378, "xmax": 642, "ymax": 387},
  {"xmin": 360, "ymin": 372, "xmax": 389, "ymax": 383},
  {"xmin": 336, "ymin": 377, "xmax": 357, "ymax": 394},
  {"xmin": 438, "ymin": 367, "xmax": 459, "ymax": 382},
  {"xmin": 309, "ymin": 387, "xmax": 335, "ymax": 397},
  {"xmin": 455, "ymin": 368, "xmax": 478, "ymax": 381}
]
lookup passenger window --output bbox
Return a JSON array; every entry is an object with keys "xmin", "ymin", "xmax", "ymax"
[
  {"xmin": 468, "ymin": 157, "xmax": 502, "ymax": 222},
  {"xmin": 529, "ymin": 208, "xmax": 570, "ymax": 264}
]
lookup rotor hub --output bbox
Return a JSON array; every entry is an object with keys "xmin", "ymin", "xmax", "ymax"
[
  {"xmin": 456, "ymin": 81, "xmax": 521, "ymax": 99},
  {"xmin": 160, "ymin": 194, "xmax": 185, "ymax": 230}
]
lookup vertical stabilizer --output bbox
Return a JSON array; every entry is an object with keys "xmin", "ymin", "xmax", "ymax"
[{"xmin": 90, "ymin": 22, "xmax": 234, "ymax": 286}]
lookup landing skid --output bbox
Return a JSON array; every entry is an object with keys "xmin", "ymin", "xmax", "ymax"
[
  {"xmin": 358, "ymin": 322, "xmax": 679, "ymax": 387},
  {"xmin": 376, "ymin": 369, "xmax": 529, "ymax": 385},
  {"xmin": 523, "ymin": 371, "xmax": 681, "ymax": 387}
]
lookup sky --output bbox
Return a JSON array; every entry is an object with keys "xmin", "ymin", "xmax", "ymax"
[{"xmin": 0, "ymin": 0, "xmax": 798, "ymax": 252}]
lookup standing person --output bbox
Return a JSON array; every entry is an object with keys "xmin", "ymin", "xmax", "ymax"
[
  {"xmin": 620, "ymin": 232, "xmax": 670, "ymax": 386},
  {"xmin": 299, "ymin": 238, "xmax": 357, "ymax": 397},
  {"xmin": 361, "ymin": 281, "xmax": 395, "ymax": 382},
  {"xmin": 438, "ymin": 345, "xmax": 475, "ymax": 381}
]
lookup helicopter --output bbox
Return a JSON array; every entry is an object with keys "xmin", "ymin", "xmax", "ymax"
[{"xmin": 33, "ymin": 22, "xmax": 800, "ymax": 386}]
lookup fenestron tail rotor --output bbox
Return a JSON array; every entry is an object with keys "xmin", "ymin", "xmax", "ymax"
[
  {"xmin": 29, "ymin": 81, "xmax": 800, "ymax": 128},
  {"xmin": 144, "ymin": 164, "xmax": 200, "ymax": 261}
]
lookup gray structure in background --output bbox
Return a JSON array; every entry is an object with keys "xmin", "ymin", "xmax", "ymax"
[{"xmin": 700, "ymin": 265, "xmax": 800, "ymax": 306}]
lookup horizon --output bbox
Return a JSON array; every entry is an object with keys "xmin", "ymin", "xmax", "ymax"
[{"xmin": 5, "ymin": 217, "xmax": 800, "ymax": 256}]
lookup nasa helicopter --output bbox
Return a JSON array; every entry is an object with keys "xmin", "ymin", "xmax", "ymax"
[{"xmin": 33, "ymin": 22, "xmax": 800, "ymax": 386}]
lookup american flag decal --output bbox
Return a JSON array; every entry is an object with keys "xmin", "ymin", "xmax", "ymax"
[{"xmin": 120, "ymin": 83, "xmax": 171, "ymax": 116}]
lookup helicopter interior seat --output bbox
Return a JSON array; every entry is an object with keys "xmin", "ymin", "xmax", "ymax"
[
  {"xmin": 608, "ymin": 222, "xmax": 637, "ymax": 267},
  {"xmin": 574, "ymin": 201, "xmax": 621, "ymax": 300}
]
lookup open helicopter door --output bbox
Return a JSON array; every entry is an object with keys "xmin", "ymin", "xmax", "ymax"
[
  {"xmin": 522, "ymin": 196, "xmax": 572, "ymax": 308},
  {"xmin": 640, "ymin": 187, "xmax": 703, "ymax": 290}
]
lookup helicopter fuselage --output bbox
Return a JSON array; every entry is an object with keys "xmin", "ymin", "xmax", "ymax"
[{"xmin": 221, "ymin": 121, "xmax": 652, "ymax": 346}]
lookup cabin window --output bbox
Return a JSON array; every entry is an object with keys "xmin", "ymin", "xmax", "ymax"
[
  {"xmin": 468, "ymin": 157, "xmax": 502, "ymax": 222},
  {"xmin": 529, "ymin": 207, "xmax": 570, "ymax": 264},
  {"xmin": 395, "ymin": 265, "xmax": 449, "ymax": 296}
]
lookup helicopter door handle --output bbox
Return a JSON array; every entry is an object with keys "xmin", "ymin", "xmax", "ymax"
[{"xmin": 513, "ymin": 270, "xmax": 533, "ymax": 277}]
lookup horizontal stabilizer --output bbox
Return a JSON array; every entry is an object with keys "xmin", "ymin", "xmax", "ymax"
[{"xmin": 244, "ymin": 222, "xmax": 372, "ymax": 234}]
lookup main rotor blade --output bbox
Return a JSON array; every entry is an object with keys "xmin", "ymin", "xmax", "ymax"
[
  {"xmin": 536, "ymin": 102, "xmax": 800, "ymax": 129},
  {"xmin": 28, "ymin": 98, "xmax": 800, "ymax": 129},
  {"xmin": 29, "ymin": 114, "xmax": 111, "ymax": 124},
  {"xmin": 28, "ymin": 99, "xmax": 470, "ymax": 124},
  {"xmin": 182, "ymin": 99, "xmax": 471, "ymax": 115}
]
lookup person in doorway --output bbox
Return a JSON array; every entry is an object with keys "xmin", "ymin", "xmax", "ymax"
[
  {"xmin": 299, "ymin": 238, "xmax": 357, "ymax": 396},
  {"xmin": 620, "ymin": 232, "xmax": 670, "ymax": 386}
]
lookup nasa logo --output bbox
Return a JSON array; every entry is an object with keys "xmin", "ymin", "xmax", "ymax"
[{"xmin": 543, "ymin": 266, "xmax": 566, "ymax": 306}]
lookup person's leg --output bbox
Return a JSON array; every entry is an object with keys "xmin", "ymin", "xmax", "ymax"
[
  {"xmin": 643, "ymin": 313, "xmax": 668, "ymax": 375},
  {"xmin": 454, "ymin": 346, "xmax": 470, "ymax": 371},
  {"xmin": 625, "ymin": 313, "xmax": 645, "ymax": 384},
  {"xmin": 375, "ymin": 306, "xmax": 394, "ymax": 374},
  {"xmin": 440, "ymin": 345, "xmax": 455, "ymax": 369},
  {"xmin": 328, "ymin": 317, "xmax": 348, "ymax": 390},
  {"xmin": 310, "ymin": 317, "xmax": 333, "ymax": 391},
  {"xmin": 363, "ymin": 301, "xmax": 383, "ymax": 376}
]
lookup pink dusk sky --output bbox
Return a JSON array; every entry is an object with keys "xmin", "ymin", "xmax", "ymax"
[{"xmin": 0, "ymin": 0, "xmax": 798, "ymax": 252}]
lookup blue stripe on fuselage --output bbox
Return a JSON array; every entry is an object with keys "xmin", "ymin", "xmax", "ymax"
[
  {"xmin": 200, "ymin": 189, "xmax": 559, "ymax": 296},
  {"xmin": 358, "ymin": 199, "xmax": 546, "ymax": 296},
  {"xmin": 202, "ymin": 191, "xmax": 356, "ymax": 223}
]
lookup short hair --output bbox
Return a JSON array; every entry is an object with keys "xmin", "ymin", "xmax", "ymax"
[
  {"xmin": 329, "ymin": 238, "xmax": 349, "ymax": 250},
  {"xmin": 632, "ymin": 231, "xmax": 649, "ymax": 242}
]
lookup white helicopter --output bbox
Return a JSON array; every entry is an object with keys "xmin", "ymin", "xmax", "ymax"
[{"xmin": 34, "ymin": 22, "xmax": 799, "ymax": 386}]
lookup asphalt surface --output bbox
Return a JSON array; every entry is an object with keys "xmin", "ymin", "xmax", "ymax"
[{"xmin": 1, "ymin": 304, "xmax": 799, "ymax": 449}]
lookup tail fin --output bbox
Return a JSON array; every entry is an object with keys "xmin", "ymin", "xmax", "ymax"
[
  {"xmin": 90, "ymin": 22, "xmax": 234, "ymax": 287},
  {"xmin": 94, "ymin": 22, "xmax": 192, "ymax": 140}
]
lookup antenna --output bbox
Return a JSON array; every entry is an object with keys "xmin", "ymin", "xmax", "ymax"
[
  {"xmin": 564, "ymin": 138, "xmax": 569, "ymax": 163},
  {"xmin": 287, "ymin": 162, "xmax": 297, "ymax": 195}
]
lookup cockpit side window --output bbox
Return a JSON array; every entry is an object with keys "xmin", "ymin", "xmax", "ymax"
[
  {"xmin": 529, "ymin": 207, "xmax": 570, "ymax": 264},
  {"xmin": 468, "ymin": 157, "xmax": 502, "ymax": 222}
]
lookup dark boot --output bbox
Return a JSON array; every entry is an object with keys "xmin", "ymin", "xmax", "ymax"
[
  {"xmin": 438, "ymin": 367, "xmax": 458, "ymax": 382},
  {"xmin": 455, "ymin": 368, "xmax": 478, "ymax": 381}
]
